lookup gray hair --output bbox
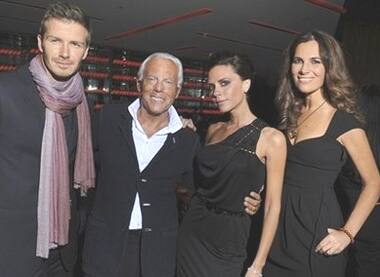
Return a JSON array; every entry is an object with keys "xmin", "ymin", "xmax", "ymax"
[{"xmin": 137, "ymin": 52, "xmax": 183, "ymax": 88}]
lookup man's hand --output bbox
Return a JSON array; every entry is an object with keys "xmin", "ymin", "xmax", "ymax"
[
  {"xmin": 244, "ymin": 191, "xmax": 262, "ymax": 215},
  {"xmin": 180, "ymin": 116, "xmax": 197, "ymax": 132}
]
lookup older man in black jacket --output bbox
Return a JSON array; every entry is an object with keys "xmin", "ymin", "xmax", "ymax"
[{"xmin": 82, "ymin": 52, "xmax": 199, "ymax": 277}]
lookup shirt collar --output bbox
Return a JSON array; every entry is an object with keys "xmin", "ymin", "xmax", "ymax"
[{"xmin": 128, "ymin": 98, "xmax": 183, "ymax": 136}]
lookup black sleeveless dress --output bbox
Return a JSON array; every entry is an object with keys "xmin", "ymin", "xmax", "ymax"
[
  {"xmin": 264, "ymin": 111, "xmax": 362, "ymax": 277},
  {"xmin": 177, "ymin": 119, "xmax": 267, "ymax": 277}
]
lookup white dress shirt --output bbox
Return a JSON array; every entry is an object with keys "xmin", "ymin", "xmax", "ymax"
[{"xmin": 128, "ymin": 99, "xmax": 183, "ymax": 229}]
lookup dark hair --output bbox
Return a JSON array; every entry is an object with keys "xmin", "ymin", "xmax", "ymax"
[
  {"xmin": 39, "ymin": 2, "xmax": 91, "ymax": 46},
  {"xmin": 276, "ymin": 30, "xmax": 362, "ymax": 134},
  {"xmin": 208, "ymin": 51, "xmax": 255, "ymax": 81}
]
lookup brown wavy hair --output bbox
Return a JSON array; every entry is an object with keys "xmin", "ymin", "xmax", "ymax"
[{"xmin": 276, "ymin": 30, "xmax": 362, "ymax": 134}]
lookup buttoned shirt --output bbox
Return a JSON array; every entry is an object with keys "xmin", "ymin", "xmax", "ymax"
[{"xmin": 128, "ymin": 99, "xmax": 183, "ymax": 229}]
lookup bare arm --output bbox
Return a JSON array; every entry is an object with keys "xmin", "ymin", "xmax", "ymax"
[
  {"xmin": 246, "ymin": 128, "xmax": 287, "ymax": 276},
  {"xmin": 316, "ymin": 128, "xmax": 380, "ymax": 255}
]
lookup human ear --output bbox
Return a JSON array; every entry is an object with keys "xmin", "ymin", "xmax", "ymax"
[{"xmin": 242, "ymin": 79, "xmax": 251, "ymax": 94}]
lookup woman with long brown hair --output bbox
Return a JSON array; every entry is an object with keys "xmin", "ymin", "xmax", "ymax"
[{"xmin": 264, "ymin": 30, "xmax": 380, "ymax": 277}]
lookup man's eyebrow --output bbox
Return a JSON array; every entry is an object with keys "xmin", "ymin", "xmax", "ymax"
[
  {"xmin": 45, "ymin": 35, "xmax": 60, "ymax": 39},
  {"xmin": 71, "ymin": 40, "xmax": 86, "ymax": 45}
]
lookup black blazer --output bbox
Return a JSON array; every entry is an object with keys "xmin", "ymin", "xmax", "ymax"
[
  {"xmin": 82, "ymin": 103, "xmax": 199, "ymax": 277},
  {"xmin": 0, "ymin": 66, "xmax": 80, "ymax": 276}
]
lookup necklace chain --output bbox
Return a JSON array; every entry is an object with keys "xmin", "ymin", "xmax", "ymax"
[
  {"xmin": 297, "ymin": 100, "xmax": 326, "ymax": 127},
  {"xmin": 290, "ymin": 100, "xmax": 326, "ymax": 138}
]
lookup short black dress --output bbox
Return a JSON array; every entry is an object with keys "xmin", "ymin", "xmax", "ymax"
[
  {"xmin": 264, "ymin": 111, "xmax": 362, "ymax": 277},
  {"xmin": 177, "ymin": 119, "xmax": 267, "ymax": 277}
]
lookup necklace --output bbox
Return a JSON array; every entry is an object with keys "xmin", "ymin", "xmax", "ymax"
[{"xmin": 290, "ymin": 100, "xmax": 326, "ymax": 138}]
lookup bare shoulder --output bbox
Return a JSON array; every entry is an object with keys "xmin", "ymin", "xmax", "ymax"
[
  {"xmin": 260, "ymin": 127, "xmax": 286, "ymax": 148},
  {"xmin": 339, "ymin": 128, "xmax": 366, "ymax": 142},
  {"xmin": 208, "ymin": 121, "xmax": 225, "ymax": 132},
  {"xmin": 256, "ymin": 126, "xmax": 286, "ymax": 161},
  {"xmin": 206, "ymin": 121, "xmax": 225, "ymax": 142}
]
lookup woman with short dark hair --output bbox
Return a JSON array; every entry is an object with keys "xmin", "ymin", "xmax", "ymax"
[{"xmin": 177, "ymin": 52, "xmax": 286, "ymax": 277}]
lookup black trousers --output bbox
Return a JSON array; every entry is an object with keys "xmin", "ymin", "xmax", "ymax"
[
  {"xmin": 32, "ymin": 248, "xmax": 72, "ymax": 277},
  {"xmin": 83, "ymin": 230, "xmax": 142, "ymax": 277},
  {"xmin": 123, "ymin": 230, "xmax": 142, "ymax": 277}
]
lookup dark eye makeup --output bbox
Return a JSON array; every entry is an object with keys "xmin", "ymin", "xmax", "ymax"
[{"xmin": 219, "ymin": 79, "xmax": 231, "ymax": 87}]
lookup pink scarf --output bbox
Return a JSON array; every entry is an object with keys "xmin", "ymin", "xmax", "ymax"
[{"xmin": 29, "ymin": 55, "xmax": 95, "ymax": 258}]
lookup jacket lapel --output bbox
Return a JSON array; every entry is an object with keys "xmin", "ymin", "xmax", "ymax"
[
  {"xmin": 141, "ymin": 132, "xmax": 178, "ymax": 174},
  {"xmin": 18, "ymin": 66, "xmax": 45, "ymax": 124},
  {"xmin": 118, "ymin": 109, "xmax": 139, "ymax": 164},
  {"xmin": 117, "ymin": 106, "xmax": 180, "ymax": 174}
]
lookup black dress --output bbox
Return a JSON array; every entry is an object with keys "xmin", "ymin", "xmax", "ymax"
[
  {"xmin": 264, "ymin": 111, "xmax": 362, "ymax": 277},
  {"xmin": 177, "ymin": 119, "xmax": 267, "ymax": 277}
]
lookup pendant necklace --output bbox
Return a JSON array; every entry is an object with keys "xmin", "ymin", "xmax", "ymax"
[{"xmin": 290, "ymin": 100, "xmax": 327, "ymax": 138}]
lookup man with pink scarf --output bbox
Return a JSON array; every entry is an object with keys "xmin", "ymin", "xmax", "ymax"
[{"xmin": 0, "ymin": 2, "xmax": 94, "ymax": 277}]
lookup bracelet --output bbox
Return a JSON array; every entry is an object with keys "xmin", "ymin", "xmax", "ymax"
[
  {"xmin": 339, "ymin": 227, "xmax": 355, "ymax": 244},
  {"xmin": 248, "ymin": 266, "xmax": 263, "ymax": 277}
]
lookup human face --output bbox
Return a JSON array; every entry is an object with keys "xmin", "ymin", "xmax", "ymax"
[
  {"xmin": 291, "ymin": 40, "xmax": 326, "ymax": 95},
  {"xmin": 138, "ymin": 57, "xmax": 180, "ymax": 117},
  {"xmin": 208, "ymin": 65, "xmax": 250, "ymax": 113},
  {"xmin": 37, "ymin": 18, "xmax": 89, "ymax": 81}
]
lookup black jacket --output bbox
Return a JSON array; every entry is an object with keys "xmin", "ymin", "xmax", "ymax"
[
  {"xmin": 82, "ymin": 103, "xmax": 199, "ymax": 277},
  {"xmin": 0, "ymin": 66, "xmax": 80, "ymax": 276}
]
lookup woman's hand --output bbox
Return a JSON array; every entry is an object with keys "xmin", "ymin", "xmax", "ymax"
[
  {"xmin": 315, "ymin": 228, "xmax": 351, "ymax": 256},
  {"xmin": 245, "ymin": 266, "xmax": 263, "ymax": 277}
]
